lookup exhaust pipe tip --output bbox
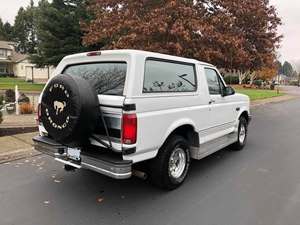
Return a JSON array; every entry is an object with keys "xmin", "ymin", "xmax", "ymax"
[{"xmin": 132, "ymin": 170, "xmax": 148, "ymax": 180}]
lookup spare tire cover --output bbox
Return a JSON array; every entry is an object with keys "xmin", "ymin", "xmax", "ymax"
[{"xmin": 41, "ymin": 74, "xmax": 100, "ymax": 147}]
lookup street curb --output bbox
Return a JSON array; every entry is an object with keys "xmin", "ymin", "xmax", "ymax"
[
  {"xmin": 0, "ymin": 148, "xmax": 41, "ymax": 164},
  {"xmin": 0, "ymin": 127, "xmax": 38, "ymax": 137}
]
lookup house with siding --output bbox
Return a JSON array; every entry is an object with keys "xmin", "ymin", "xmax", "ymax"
[{"xmin": 0, "ymin": 40, "xmax": 55, "ymax": 83}]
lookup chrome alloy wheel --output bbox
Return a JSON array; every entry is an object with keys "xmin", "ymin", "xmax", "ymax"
[
  {"xmin": 168, "ymin": 147, "xmax": 186, "ymax": 179},
  {"xmin": 239, "ymin": 123, "xmax": 246, "ymax": 143}
]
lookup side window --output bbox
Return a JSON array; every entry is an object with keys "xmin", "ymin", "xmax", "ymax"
[
  {"xmin": 204, "ymin": 68, "xmax": 223, "ymax": 95},
  {"xmin": 143, "ymin": 59, "xmax": 196, "ymax": 93}
]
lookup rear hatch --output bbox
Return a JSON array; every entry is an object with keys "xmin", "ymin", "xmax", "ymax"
[{"xmin": 62, "ymin": 61, "xmax": 128, "ymax": 152}]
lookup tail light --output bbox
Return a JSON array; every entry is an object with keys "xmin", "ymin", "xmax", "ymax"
[
  {"xmin": 36, "ymin": 103, "xmax": 41, "ymax": 124},
  {"xmin": 122, "ymin": 113, "xmax": 137, "ymax": 145}
]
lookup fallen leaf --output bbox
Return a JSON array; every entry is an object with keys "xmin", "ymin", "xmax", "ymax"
[
  {"xmin": 54, "ymin": 179, "xmax": 61, "ymax": 183},
  {"xmin": 43, "ymin": 201, "xmax": 50, "ymax": 205},
  {"xmin": 51, "ymin": 175, "xmax": 56, "ymax": 179},
  {"xmin": 97, "ymin": 197, "xmax": 104, "ymax": 203}
]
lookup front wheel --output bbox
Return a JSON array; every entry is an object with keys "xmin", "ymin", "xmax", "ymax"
[
  {"xmin": 148, "ymin": 135, "xmax": 190, "ymax": 190},
  {"xmin": 230, "ymin": 116, "xmax": 248, "ymax": 151}
]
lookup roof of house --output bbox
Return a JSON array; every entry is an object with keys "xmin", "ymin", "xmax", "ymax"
[
  {"xmin": 11, "ymin": 52, "xmax": 28, "ymax": 63},
  {"xmin": 0, "ymin": 40, "xmax": 15, "ymax": 50},
  {"xmin": 0, "ymin": 40, "xmax": 28, "ymax": 63},
  {"xmin": 0, "ymin": 59, "xmax": 12, "ymax": 63}
]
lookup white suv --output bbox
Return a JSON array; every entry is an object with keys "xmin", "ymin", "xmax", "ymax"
[{"xmin": 33, "ymin": 50, "xmax": 251, "ymax": 190}]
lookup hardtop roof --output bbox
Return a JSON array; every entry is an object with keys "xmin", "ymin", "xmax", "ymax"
[{"xmin": 64, "ymin": 49, "xmax": 214, "ymax": 67}]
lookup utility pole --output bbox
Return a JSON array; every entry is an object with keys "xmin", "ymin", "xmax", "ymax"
[
  {"xmin": 277, "ymin": 74, "xmax": 280, "ymax": 94},
  {"xmin": 230, "ymin": 51, "xmax": 233, "ymax": 85},
  {"xmin": 31, "ymin": 66, "xmax": 34, "ymax": 83},
  {"xmin": 15, "ymin": 85, "xmax": 19, "ymax": 115}
]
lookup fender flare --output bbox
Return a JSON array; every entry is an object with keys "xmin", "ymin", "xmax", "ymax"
[{"xmin": 160, "ymin": 118, "xmax": 197, "ymax": 149}]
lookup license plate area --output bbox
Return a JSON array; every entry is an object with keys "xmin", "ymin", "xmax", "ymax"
[{"xmin": 67, "ymin": 148, "xmax": 81, "ymax": 161}]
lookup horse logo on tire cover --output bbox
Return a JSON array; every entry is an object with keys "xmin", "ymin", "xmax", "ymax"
[
  {"xmin": 54, "ymin": 101, "xmax": 66, "ymax": 115},
  {"xmin": 44, "ymin": 83, "xmax": 71, "ymax": 130}
]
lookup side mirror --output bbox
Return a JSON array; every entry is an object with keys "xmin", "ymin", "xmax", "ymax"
[{"xmin": 223, "ymin": 86, "xmax": 235, "ymax": 96}]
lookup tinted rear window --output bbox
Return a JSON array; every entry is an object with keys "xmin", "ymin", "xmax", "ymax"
[
  {"xmin": 63, "ymin": 62, "xmax": 127, "ymax": 95},
  {"xmin": 143, "ymin": 59, "xmax": 196, "ymax": 93}
]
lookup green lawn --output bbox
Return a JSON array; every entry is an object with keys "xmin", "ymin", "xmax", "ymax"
[
  {"xmin": 0, "ymin": 77, "xmax": 45, "ymax": 92},
  {"xmin": 235, "ymin": 88, "xmax": 284, "ymax": 101},
  {"xmin": 0, "ymin": 77, "xmax": 285, "ymax": 100}
]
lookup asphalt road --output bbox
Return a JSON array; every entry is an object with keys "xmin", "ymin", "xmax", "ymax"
[{"xmin": 1, "ymin": 98, "xmax": 300, "ymax": 225}]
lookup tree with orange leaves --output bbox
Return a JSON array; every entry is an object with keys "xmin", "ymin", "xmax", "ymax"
[
  {"xmin": 257, "ymin": 66, "xmax": 277, "ymax": 81},
  {"xmin": 82, "ymin": 0, "xmax": 281, "ymax": 75}
]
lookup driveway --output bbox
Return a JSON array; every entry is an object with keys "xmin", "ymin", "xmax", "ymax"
[
  {"xmin": 281, "ymin": 85, "xmax": 300, "ymax": 96},
  {"xmin": 1, "ymin": 98, "xmax": 300, "ymax": 225}
]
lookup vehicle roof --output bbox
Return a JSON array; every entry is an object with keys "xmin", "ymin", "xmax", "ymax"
[{"xmin": 64, "ymin": 49, "xmax": 214, "ymax": 67}]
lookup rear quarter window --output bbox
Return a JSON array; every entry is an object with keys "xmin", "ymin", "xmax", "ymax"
[
  {"xmin": 143, "ymin": 59, "xmax": 197, "ymax": 93},
  {"xmin": 63, "ymin": 62, "xmax": 127, "ymax": 96}
]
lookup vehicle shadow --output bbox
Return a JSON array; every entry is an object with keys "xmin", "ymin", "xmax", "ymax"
[{"xmin": 39, "ymin": 146, "xmax": 246, "ymax": 213}]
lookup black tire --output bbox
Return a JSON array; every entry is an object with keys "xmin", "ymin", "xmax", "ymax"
[
  {"xmin": 148, "ymin": 135, "xmax": 190, "ymax": 190},
  {"xmin": 230, "ymin": 116, "xmax": 248, "ymax": 151},
  {"xmin": 41, "ymin": 74, "xmax": 100, "ymax": 147}
]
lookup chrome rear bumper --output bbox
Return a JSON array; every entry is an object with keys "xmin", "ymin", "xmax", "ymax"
[{"xmin": 32, "ymin": 136, "xmax": 132, "ymax": 179}]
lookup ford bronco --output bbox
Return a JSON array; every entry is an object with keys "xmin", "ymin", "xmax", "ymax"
[{"xmin": 33, "ymin": 50, "xmax": 251, "ymax": 190}]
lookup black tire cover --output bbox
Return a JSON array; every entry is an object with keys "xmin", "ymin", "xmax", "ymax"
[{"xmin": 41, "ymin": 74, "xmax": 100, "ymax": 147}]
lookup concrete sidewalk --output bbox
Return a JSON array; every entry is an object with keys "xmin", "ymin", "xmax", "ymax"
[
  {"xmin": 250, "ymin": 95, "xmax": 297, "ymax": 107},
  {"xmin": 0, "ymin": 114, "xmax": 37, "ymax": 128},
  {"xmin": 0, "ymin": 132, "xmax": 40, "ymax": 163}
]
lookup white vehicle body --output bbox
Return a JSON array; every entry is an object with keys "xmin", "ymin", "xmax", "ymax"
[{"xmin": 34, "ymin": 50, "xmax": 251, "ymax": 189}]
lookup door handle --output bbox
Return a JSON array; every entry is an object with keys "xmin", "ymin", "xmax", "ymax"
[{"xmin": 209, "ymin": 99, "xmax": 215, "ymax": 104}]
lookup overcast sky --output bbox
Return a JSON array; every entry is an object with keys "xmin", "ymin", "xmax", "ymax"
[{"xmin": 1, "ymin": 0, "xmax": 299, "ymax": 65}]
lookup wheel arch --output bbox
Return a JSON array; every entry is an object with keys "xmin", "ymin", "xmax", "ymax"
[
  {"xmin": 161, "ymin": 120, "xmax": 199, "ymax": 150},
  {"xmin": 239, "ymin": 110, "xmax": 250, "ymax": 124}
]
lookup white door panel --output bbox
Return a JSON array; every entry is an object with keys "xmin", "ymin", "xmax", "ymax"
[
  {"xmin": 210, "ymin": 96, "xmax": 237, "ymax": 125},
  {"xmin": 204, "ymin": 68, "xmax": 237, "ymax": 139}
]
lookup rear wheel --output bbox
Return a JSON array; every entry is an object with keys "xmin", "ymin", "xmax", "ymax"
[
  {"xmin": 231, "ymin": 116, "xmax": 248, "ymax": 151},
  {"xmin": 148, "ymin": 135, "xmax": 190, "ymax": 190}
]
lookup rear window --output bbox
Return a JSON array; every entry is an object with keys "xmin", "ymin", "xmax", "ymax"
[
  {"xmin": 143, "ymin": 59, "xmax": 197, "ymax": 93},
  {"xmin": 63, "ymin": 62, "xmax": 127, "ymax": 95}
]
